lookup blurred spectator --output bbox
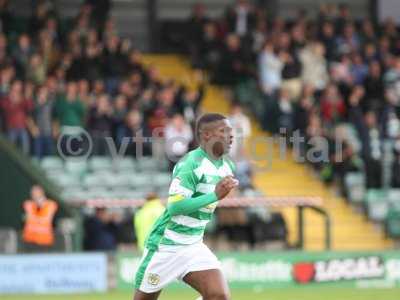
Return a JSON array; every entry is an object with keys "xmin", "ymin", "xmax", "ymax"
[
  {"xmin": 22, "ymin": 185, "xmax": 58, "ymax": 250},
  {"xmin": 320, "ymin": 83, "xmax": 346, "ymax": 127},
  {"xmin": 226, "ymin": 0, "xmax": 255, "ymax": 38},
  {"xmin": 363, "ymin": 61, "xmax": 384, "ymax": 111},
  {"xmin": 176, "ymin": 84, "xmax": 205, "ymax": 126},
  {"xmin": 53, "ymin": 81, "xmax": 86, "ymax": 128},
  {"xmin": 134, "ymin": 192, "xmax": 165, "ymax": 252},
  {"xmin": 228, "ymin": 103, "xmax": 251, "ymax": 159},
  {"xmin": 165, "ymin": 113, "xmax": 193, "ymax": 170},
  {"xmin": 26, "ymin": 53, "xmax": 47, "ymax": 85},
  {"xmin": 349, "ymin": 86, "xmax": 383, "ymax": 188},
  {"xmin": 300, "ymin": 41, "xmax": 328, "ymax": 91},
  {"xmin": 87, "ymin": 94, "xmax": 113, "ymax": 155},
  {"xmin": 214, "ymin": 34, "xmax": 248, "ymax": 85},
  {"xmin": 258, "ymin": 41, "xmax": 282, "ymax": 96},
  {"xmin": 30, "ymin": 85, "xmax": 54, "ymax": 158},
  {"xmin": 12, "ymin": 34, "xmax": 34, "ymax": 79},
  {"xmin": 0, "ymin": 80, "xmax": 33, "ymax": 154},
  {"xmin": 84, "ymin": 207, "xmax": 119, "ymax": 251}
]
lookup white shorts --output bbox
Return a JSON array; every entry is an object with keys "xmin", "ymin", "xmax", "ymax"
[{"xmin": 135, "ymin": 242, "xmax": 221, "ymax": 293}]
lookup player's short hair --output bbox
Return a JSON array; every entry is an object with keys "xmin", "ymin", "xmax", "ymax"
[{"xmin": 195, "ymin": 113, "xmax": 226, "ymax": 140}]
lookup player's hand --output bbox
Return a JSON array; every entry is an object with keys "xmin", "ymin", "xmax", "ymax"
[{"xmin": 215, "ymin": 176, "xmax": 239, "ymax": 200}]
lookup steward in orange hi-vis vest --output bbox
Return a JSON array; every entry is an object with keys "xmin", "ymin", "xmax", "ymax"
[{"xmin": 23, "ymin": 186, "xmax": 58, "ymax": 246}]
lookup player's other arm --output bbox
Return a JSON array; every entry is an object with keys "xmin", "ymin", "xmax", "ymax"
[{"xmin": 167, "ymin": 176, "xmax": 238, "ymax": 216}]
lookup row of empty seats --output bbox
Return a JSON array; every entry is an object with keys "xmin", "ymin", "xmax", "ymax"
[
  {"xmin": 36, "ymin": 156, "xmax": 172, "ymax": 201},
  {"xmin": 345, "ymin": 172, "xmax": 400, "ymax": 238}
]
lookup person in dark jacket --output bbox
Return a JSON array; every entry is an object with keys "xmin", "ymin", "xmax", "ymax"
[{"xmin": 83, "ymin": 207, "xmax": 118, "ymax": 251}]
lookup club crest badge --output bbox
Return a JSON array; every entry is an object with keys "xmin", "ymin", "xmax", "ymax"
[{"xmin": 148, "ymin": 273, "xmax": 160, "ymax": 285}]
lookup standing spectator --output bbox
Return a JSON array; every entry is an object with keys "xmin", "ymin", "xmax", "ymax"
[
  {"xmin": 349, "ymin": 86, "xmax": 383, "ymax": 188},
  {"xmin": 164, "ymin": 113, "xmax": 193, "ymax": 170},
  {"xmin": 86, "ymin": 0, "xmax": 111, "ymax": 29},
  {"xmin": 176, "ymin": 84, "xmax": 204, "ymax": 127},
  {"xmin": 300, "ymin": 41, "xmax": 328, "ymax": 91},
  {"xmin": 0, "ymin": 80, "xmax": 33, "ymax": 154},
  {"xmin": 226, "ymin": 0, "xmax": 255, "ymax": 38},
  {"xmin": 258, "ymin": 41, "xmax": 283, "ymax": 96},
  {"xmin": 87, "ymin": 94, "xmax": 113, "ymax": 155},
  {"xmin": 214, "ymin": 34, "xmax": 248, "ymax": 85},
  {"xmin": 30, "ymin": 85, "xmax": 54, "ymax": 158},
  {"xmin": 134, "ymin": 192, "xmax": 165, "ymax": 252},
  {"xmin": 12, "ymin": 34, "xmax": 34, "ymax": 79},
  {"xmin": 26, "ymin": 53, "xmax": 47, "ymax": 85},
  {"xmin": 53, "ymin": 81, "xmax": 86, "ymax": 128},
  {"xmin": 363, "ymin": 61, "xmax": 384, "ymax": 111},
  {"xmin": 320, "ymin": 83, "xmax": 346, "ymax": 127},
  {"xmin": 22, "ymin": 185, "xmax": 58, "ymax": 251}
]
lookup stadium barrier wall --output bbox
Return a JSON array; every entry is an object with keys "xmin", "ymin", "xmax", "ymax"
[
  {"xmin": 117, "ymin": 251, "xmax": 400, "ymax": 290},
  {"xmin": 0, "ymin": 253, "xmax": 107, "ymax": 294}
]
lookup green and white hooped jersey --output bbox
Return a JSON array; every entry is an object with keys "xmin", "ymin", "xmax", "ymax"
[{"xmin": 144, "ymin": 147, "xmax": 235, "ymax": 250}]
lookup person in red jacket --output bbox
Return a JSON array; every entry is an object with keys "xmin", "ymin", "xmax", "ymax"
[{"xmin": 0, "ymin": 81, "xmax": 33, "ymax": 154}]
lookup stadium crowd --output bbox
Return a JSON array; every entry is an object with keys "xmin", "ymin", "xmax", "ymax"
[
  {"xmin": 184, "ymin": 1, "xmax": 400, "ymax": 190},
  {"xmin": 0, "ymin": 2, "xmax": 206, "ymax": 160},
  {"xmin": 0, "ymin": 1, "xmax": 255, "ymax": 189}
]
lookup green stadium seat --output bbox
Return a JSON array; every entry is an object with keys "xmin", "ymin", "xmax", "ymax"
[
  {"xmin": 103, "ymin": 172, "xmax": 132, "ymax": 189},
  {"xmin": 65, "ymin": 158, "xmax": 88, "ymax": 175},
  {"xmin": 86, "ymin": 187, "xmax": 113, "ymax": 199},
  {"xmin": 153, "ymin": 172, "xmax": 172, "ymax": 188},
  {"xmin": 365, "ymin": 189, "xmax": 389, "ymax": 222},
  {"xmin": 41, "ymin": 156, "xmax": 64, "ymax": 172},
  {"xmin": 52, "ymin": 173, "xmax": 81, "ymax": 189},
  {"xmin": 129, "ymin": 173, "xmax": 153, "ymax": 188},
  {"xmin": 137, "ymin": 157, "xmax": 159, "ymax": 172},
  {"xmin": 386, "ymin": 210, "xmax": 400, "ymax": 238},
  {"xmin": 89, "ymin": 156, "xmax": 112, "ymax": 171},
  {"xmin": 83, "ymin": 173, "xmax": 105, "ymax": 189},
  {"xmin": 62, "ymin": 188, "xmax": 88, "ymax": 202},
  {"xmin": 344, "ymin": 172, "xmax": 365, "ymax": 203},
  {"xmin": 113, "ymin": 157, "xmax": 137, "ymax": 172}
]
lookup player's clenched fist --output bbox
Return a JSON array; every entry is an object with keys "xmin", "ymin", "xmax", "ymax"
[{"xmin": 215, "ymin": 176, "xmax": 239, "ymax": 200}]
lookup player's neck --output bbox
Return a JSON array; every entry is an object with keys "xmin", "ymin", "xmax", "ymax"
[{"xmin": 199, "ymin": 145, "xmax": 223, "ymax": 161}]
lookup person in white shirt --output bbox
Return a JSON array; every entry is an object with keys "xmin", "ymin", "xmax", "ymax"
[
  {"xmin": 228, "ymin": 103, "xmax": 251, "ymax": 159},
  {"xmin": 164, "ymin": 113, "xmax": 193, "ymax": 170}
]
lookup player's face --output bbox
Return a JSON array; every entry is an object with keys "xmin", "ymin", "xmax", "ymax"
[{"xmin": 208, "ymin": 119, "xmax": 233, "ymax": 156}]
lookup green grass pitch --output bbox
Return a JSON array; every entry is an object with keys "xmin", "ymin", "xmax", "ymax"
[{"xmin": 1, "ymin": 287, "xmax": 400, "ymax": 300}]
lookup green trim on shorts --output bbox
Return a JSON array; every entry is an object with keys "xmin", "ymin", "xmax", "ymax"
[{"xmin": 135, "ymin": 249, "xmax": 156, "ymax": 289}]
